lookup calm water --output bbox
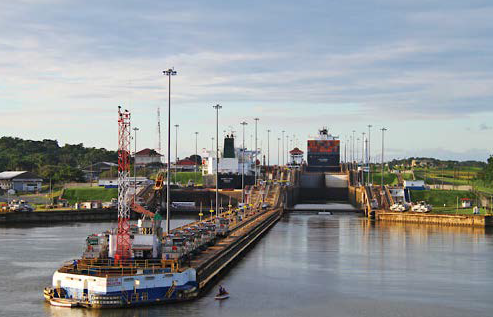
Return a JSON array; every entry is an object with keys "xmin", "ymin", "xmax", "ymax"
[{"xmin": 1, "ymin": 213, "xmax": 493, "ymax": 317}]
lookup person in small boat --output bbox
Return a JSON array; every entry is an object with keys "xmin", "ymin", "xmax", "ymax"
[{"xmin": 218, "ymin": 285, "xmax": 227, "ymax": 295}]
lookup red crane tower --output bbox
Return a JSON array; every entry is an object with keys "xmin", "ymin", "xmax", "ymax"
[{"xmin": 116, "ymin": 106, "xmax": 132, "ymax": 261}]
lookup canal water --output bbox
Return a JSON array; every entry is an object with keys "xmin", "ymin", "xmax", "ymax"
[{"xmin": 1, "ymin": 213, "xmax": 493, "ymax": 317}]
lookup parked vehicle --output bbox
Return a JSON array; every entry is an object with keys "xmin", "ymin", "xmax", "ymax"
[
  {"xmin": 370, "ymin": 199, "xmax": 379, "ymax": 209},
  {"xmin": 390, "ymin": 202, "xmax": 410, "ymax": 212},
  {"xmin": 412, "ymin": 201, "xmax": 432, "ymax": 213},
  {"xmin": 9, "ymin": 200, "xmax": 34, "ymax": 212}
]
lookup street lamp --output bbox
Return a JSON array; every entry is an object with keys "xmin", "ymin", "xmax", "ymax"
[
  {"xmin": 267, "ymin": 129, "xmax": 271, "ymax": 169},
  {"xmin": 240, "ymin": 121, "xmax": 248, "ymax": 203},
  {"xmin": 381, "ymin": 127, "xmax": 387, "ymax": 186},
  {"xmin": 356, "ymin": 137, "xmax": 360, "ymax": 165},
  {"xmin": 194, "ymin": 131, "xmax": 199, "ymax": 184},
  {"xmin": 367, "ymin": 125, "xmax": 372, "ymax": 184},
  {"xmin": 281, "ymin": 130, "xmax": 285, "ymax": 166},
  {"xmin": 286, "ymin": 135, "xmax": 289, "ymax": 165},
  {"xmin": 133, "ymin": 127, "xmax": 139, "ymax": 204},
  {"xmin": 344, "ymin": 136, "xmax": 348, "ymax": 163},
  {"xmin": 362, "ymin": 132, "xmax": 365, "ymax": 185},
  {"xmin": 162, "ymin": 68, "xmax": 177, "ymax": 234},
  {"xmin": 254, "ymin": 118, "xmax": 259, "ymax": 185},
  {"xmin": 277, "ymin": 137, "xmax": 280, "ymax": 166},
  {"xmin": 213, "ymin": 104, "xmax": 222, "ymax": 219},
  {"xmin": 352, "ymin": 130, "xmax": 356, "ymax": 163},
  {"xmin": 174, "ymin": 124, "xmax": 179, "ymax": 184}
]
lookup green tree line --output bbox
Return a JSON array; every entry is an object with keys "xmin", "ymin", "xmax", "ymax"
[
  {"xmin": 478, "ymin": 156, "xmax": 493, "ymax": 184},
  {"xmin": 0, "ymin": 137, "xmax": 117, "ymax": 183}
]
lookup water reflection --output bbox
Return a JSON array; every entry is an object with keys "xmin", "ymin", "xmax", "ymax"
[{"xmin": 2, "ymin": 213, "xmax": 493, "ymax": 317}]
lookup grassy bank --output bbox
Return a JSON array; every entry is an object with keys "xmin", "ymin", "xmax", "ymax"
[
  {"xmin": 62, "ymin": 187, "xmax": 117, "ymax": 204},
  {"xmin": 369, "ymin": 172, "xmax": 398, "ymax": 185},
  {"xmin": 171, "ymin": 172, "xmax": 203, "ymax": 185},
  {"xmin": 430, "ymin": 206, "xmax": 492, "ymax": 215},
  {"xmin": 410, "ymin": 189, "xmax": 476, "ymax": 207}
]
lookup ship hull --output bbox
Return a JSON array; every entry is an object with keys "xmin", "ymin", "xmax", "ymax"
[
  {"xmin": 47, "ymin": 269, "xmax": 199, "ymax": 308},
  {"xmin": 203, "ymin": 174, "xmax": 255, "ymax": 189}
]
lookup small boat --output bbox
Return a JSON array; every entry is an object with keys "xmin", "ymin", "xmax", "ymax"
[
  {"xmin": 49, "ymin": 298, "xmax": 79, "ymax": 308},
  {"xmin": 215, "ymin": 292, "xmax": 230, "ymax": 300}
]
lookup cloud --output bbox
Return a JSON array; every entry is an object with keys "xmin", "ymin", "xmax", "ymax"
[
  {"xmin": 479, "ymin": 123, "xmax": 492, "ymax": 131},
  {"xmin": 0, "ymin": 0, "xmax": 492, "ymax": 157},
  {"xmin": 388, "ymin": 147, "xmax": 491, "ymax": 162}
]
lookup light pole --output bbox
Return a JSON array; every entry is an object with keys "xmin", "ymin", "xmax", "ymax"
[
  {"xmin": 344, "ymin": 136, "xmax": 348, "ymax": 163},
  {"xmin": 277, "ymin": 137, "xmax": 280, "ymax": 166},
  {"xmin": 267, "ymin": 129, "xmax": 271, "ymax": 169},
  {"xmin": 356, "ymin": 138, "xmax": 360, "ymax": 165},
  {"xmin": 162, "ymin": 68, "xmax": 177, "ymax": 234},
  {"xmin": 194, "ymin": 131, "xmax": 199, "ymax": 184},
  {"xmin": 381, "ymin": 127, "xmax": 387, "ymax": 186},
  {"xmin": 213, "ymin": 104, "xmax": 222, "ymax": 219},
  {"xmin": 254, "ymin": 118, "xmax": 259, "ymax": 185},
  {"xmin": 133, "ymin": 127, "xmax": 139, "ymax": 204},
  {"xmin": 281, "ymin": 130, "xmax": 285, "ymax": 166},
  {"xmin": 241, "ymin": 121, "xmax": 248, "ymax": 203},
  {"xmin": 286, "ymin": 135, "xmax": 289, "ymax": 165},
  {"xmin": 352, "ymin": 130, "xmax": 356, "ymax": 163},
  {"xmin": 349, "ymin": 135, "xmax": 352, "ymax": 164},
  {"xmin": 367, "ymin": 125, "xmax": 372, "ymax": 184},
  {"xmin": 211, "ymin": 137, "xmax": 214, "ymax": 152},
  {"xmin": 362, "ymin": 132, "xmax": 365, "ymax": 185},
  {"xmin": 361, "ymin": 132, "xmax": 365, "ymax": 163},
  {"xmin": 174, "ymin": 124, "xmax": 179, "ymax": 184}
]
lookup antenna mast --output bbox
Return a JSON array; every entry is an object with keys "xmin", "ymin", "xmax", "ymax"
[{"xmin": 116, "ymin": 106, "xmax": 132, "ymax": 261}]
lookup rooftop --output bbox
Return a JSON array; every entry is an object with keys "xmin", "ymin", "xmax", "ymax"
[
  {"xmin": 0, "ymin": 171, "xmax": 42, "ymax": 180},
  {"xmin": 135, "ymin": 148, "xmax": 162, "ymax": 157}
]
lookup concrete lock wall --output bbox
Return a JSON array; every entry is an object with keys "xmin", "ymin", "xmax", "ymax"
[
  {"xmin": 297, "ymin": 172, "xmax": 349, "ymax": 202},
  {"xmin": 348, "ymin": 186, "xmax": 364, "ymax": 209},
  {"xmin": 300, "ymin": 173, "xmax": 325, "ymax": 188},
  {"xmin": 377, "ymin": 212, "xmax": 493, "ymax": 227},
  {"xmin": 325, "ymin": 174, "xmax": 348, "ymax": 188}
]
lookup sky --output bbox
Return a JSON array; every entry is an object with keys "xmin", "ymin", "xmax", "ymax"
[{"xmin": 0, "ymin": 0, "xmax": 492, "ymax": 163}]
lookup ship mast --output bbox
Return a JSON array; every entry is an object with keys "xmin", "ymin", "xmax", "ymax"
[{"xmin": 116, "ymin": 106, "xmax": 132, "ymax": 261}]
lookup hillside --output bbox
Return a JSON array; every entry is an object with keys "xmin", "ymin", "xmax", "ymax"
[{"xmin": 0, "ymin": 137, "xmax": 117, "ymax": 183}]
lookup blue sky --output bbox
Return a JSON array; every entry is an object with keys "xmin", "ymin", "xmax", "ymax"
[{"xmin": 1, "ymin": 0, "xmax": 492, "ymax": 163}]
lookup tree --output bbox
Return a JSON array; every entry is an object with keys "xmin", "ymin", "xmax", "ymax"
[
  {"xmin": 0, "ymin": 136, "xmax": 117, "ymax": 184},
  {"xmin": 479, "ymin": 155, "xmax": 493, "ymax": 184},
  {"xmin": 189, "ymin": 154, "xmax": 202, "ymax": 165}
]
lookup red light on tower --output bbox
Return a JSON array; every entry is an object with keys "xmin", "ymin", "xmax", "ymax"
[{"xmin": 115, "ymin": 106, "xmax": 132, "ymax": 261}]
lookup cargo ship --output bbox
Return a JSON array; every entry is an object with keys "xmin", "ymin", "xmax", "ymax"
[
  {"xmin": 202, "ymin": 134, "xmax": 257, "ymax": 189},
  {"xmin": 306, "ymin": 127, "xmax": 340, "ymax": 172}
]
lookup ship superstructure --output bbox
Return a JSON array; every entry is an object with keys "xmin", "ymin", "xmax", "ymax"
[
  {"xmin": 306, "ymin": 127, "xmax": 340, "ymax": 172},
  {"xmin": 201, "ymin": 134, "xmax": 258, "ymax": 189}
]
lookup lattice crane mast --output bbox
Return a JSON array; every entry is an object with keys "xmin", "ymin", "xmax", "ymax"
[{"xmin": 116, "ymin": 106, "xmax": 132, "ymax": 261}]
